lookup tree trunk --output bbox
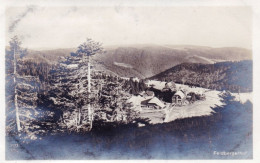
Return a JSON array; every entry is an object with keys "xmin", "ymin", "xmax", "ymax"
[
  {"xmin": 87, "ymin": 56, "xmax": 93, "ymax": 130},
  {"xmin": 14, "ymin": 48, "xmax": 21, "ymax": 132},
  {"xmin": 14, "ymin": 85, "xmax": 21, "ymax": 132},
  {"xmin": 88, "ymin": 103, "xmax": 92, "ymax": 130},
  {"xmin": 78, "ymin": 108, "xmax": 81, "ymax": 125},
  {"xmin": 88, "ymin": 56, "xmax": 91, "ymax": 93}
]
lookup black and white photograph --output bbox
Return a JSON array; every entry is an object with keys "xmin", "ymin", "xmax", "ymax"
[{"xmin": 1, "ymin": 0, "xmax": 259, "ymax": 161}]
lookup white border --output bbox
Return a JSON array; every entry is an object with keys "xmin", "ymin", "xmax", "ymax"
[{"xmin": 0, "ymin": 0, "xmax": 260, "ymax": 163}]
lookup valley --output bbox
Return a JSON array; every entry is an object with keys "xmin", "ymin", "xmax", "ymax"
[{"xmin": 14, "ymin": 44, "xmax": 251, "ymax": 78}]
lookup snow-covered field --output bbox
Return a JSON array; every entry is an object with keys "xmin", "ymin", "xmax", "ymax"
[
  {"xmin": 138, "ymin": 81, "xmax": 252, "ymax": 124},
  {"xmin": 164, "ymin": 89, "xmax": 223, "ymax": 123}
]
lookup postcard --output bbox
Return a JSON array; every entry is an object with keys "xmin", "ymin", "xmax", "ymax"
[{"xmin": 1, "ymin": 0, "xmax": 259, "ymax": 161}]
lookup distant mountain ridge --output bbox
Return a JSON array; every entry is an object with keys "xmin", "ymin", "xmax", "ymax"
[
  {"xmin": 7, "ymin": 45, "xmax": 252, "ymax": 78},
  {"xmin": 94, "ymin": 45, "xmax": 251, "ymax": 78}
]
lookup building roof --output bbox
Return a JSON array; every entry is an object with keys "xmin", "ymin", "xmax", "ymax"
[
  {"xmin": 174, "ymin": 91, "xmax": 186, "ymax": 99},
  {"xmin": 148, "ymin": 97, "xmax": 165, "ymax": 108},
  {"xmin": 141, "ymin": 99, "xmax": 151, "ymax": 105},
  {"xmin": 128, "ymin": 95, "xmax": 165, "ymax": 108}
]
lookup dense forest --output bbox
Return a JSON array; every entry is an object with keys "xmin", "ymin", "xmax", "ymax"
[
  {"xmin": 150, "ymin": 60, "xmax": 253, "ymax": 93},
  {"xmin": 5, "ymin": 37, "xmax": 148, "ymax": 137}
]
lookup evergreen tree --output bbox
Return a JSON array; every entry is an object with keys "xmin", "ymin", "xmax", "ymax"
[{"xmin": 6, "ymin": 36, "xmax": 42, "ymax": 138}]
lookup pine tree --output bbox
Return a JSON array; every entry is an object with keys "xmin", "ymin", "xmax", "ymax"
[
  {"xmin": 49, "ymin": 38, "xmax": 103, "ymax": 132},
  {"xmin": 75, "ymin": 38, "xmax": 103, "ymax": 130},
  {"xmin": 6, "ymin": 36, "xmax": 41, "ymax": 137}
]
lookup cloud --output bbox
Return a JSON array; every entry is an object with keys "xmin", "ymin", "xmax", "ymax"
[{"xmin": 8, "ymin": 6, "xmax": 35, "ymax": 33}]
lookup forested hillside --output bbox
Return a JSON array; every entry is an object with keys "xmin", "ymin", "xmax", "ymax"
[
  {"xmin": 150, "ymin": 60, "xmax": 252, "ymax": 93},
  {"xmin": 7, "ymin": 45, "xmax": 251, "ymax": 78}
]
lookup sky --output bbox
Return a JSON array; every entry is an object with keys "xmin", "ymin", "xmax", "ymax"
[{"xmin": 5, "ymin": 6, "xmax": 252, "ymax": 49}]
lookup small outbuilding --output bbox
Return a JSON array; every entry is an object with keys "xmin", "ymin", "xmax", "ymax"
[{"xmin": 172, "ymin": 90, "xmax": 186, "ymax": 105}]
